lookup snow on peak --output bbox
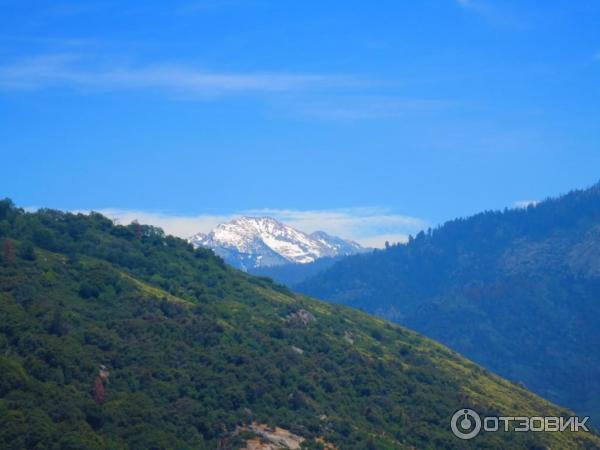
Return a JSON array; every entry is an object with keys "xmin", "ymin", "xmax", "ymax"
[{"xmin": 188, "ymin": 216, "xmax": 366, "ymax": 270}]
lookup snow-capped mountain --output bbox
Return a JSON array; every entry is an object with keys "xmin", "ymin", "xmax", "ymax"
[{"xmin": 189, "ymin": 217, "xmax": 366, "ymax": 270}]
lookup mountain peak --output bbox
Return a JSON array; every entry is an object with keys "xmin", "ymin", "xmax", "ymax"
[{"xmin": 189, "ymin": 216, "xmax": 366, "ymax": 270}]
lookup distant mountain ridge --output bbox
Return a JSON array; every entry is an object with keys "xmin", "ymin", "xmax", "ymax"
[
  {"xmin": 298, "ymin": 181, "xmax": 600, "ymax": 424},
  {"xmin": 189, "ymin": 216, "xmax": 366, "ymax": 270}
]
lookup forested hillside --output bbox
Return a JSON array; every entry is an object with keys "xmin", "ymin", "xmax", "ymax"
[
  {"xmin": 299, "ymin": 182, "xmax": 600, "ymax": 426},
  {"xmin": 0, "ymin": 200, "xmax": 598, "ymax": 449},
  {"xmin": 0, "ymin": 201, "xmax": 600, "ymax": 450}
]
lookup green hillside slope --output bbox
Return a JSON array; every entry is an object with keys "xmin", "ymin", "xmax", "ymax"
[{"xmin": 0, "ymin": 201, "xmax": 598, "ymax": 449}]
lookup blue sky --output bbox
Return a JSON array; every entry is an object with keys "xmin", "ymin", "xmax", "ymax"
[{"xmin": 1, "ymin": 0, "xmax": 599, "ymax": 246}]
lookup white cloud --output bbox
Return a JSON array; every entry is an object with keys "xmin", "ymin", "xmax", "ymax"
[
  {"xmin": 0, "ymin": 54, "xmax": 349, "ymax": 96},
  {"xmin": 82, "ymin": 206, "xmax": 426, "ymax": 248},
  {"xmin": 90, "ymin": 209, "xmax": 236, "ymax": 238},
  {"xmin": 358, "ymin": 234, "xmax": 410, "ymax": 248},
  {"xmin": 513, "ymin": 200, "xmax": 539, "ymax": 208},
  {"xmin": 0, "ymin": 55, "xmax": 455, "ymax": 122},
  {"xmin": 246, "ymin": 207, "xmax": 424, "ymax": 246}
]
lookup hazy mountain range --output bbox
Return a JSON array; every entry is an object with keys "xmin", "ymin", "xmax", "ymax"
[{"xmin": 298, "ymin": 182, "xmax": 600, "ymax": 425}]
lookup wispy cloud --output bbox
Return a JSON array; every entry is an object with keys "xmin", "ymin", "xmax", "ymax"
[
  {"xmin": 0, "ymin": 54, "xmax": 350, "ymax": 96},
  {"xmin": 246, "ymin": 207, "xmax": 425, "ymax": 246},
  {"xmin": 513, "ymin": 200, "xmax": 539, "ymax": 208},
  {"xmin": 0, "ymin": 54, "xmax": 455, "ymax": 122},
  {"xmin": 87, "ymin": 209, "xmax": 235, "ymax": 238},
  {"xmin": 75, "ymin": 207, "xmax": 426, "ymax": 248}
]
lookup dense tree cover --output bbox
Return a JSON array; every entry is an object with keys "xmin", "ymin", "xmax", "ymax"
[
  {"xmin": 299, "ymin": 182, "xmax": 600, "ymax": 427},
  {"xmin": 0, "ymin": 200, "xmax": 598, "ymax": 449}
]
